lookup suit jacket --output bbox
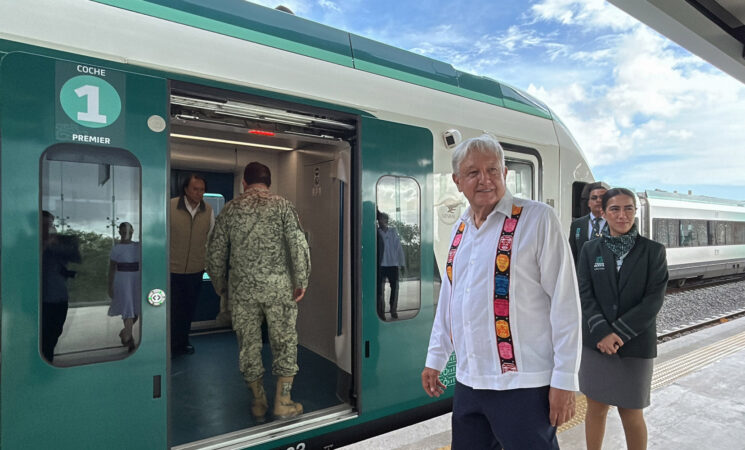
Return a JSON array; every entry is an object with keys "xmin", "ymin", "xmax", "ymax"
[
  {"xmin": 577, "ymin": 236, "xmax": 668, "ymax": 358},
  {"xmin": 568, "ymin": 214, "xmax": 590, "ymax": 263}
]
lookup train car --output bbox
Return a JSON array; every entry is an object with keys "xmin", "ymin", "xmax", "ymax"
[
  {"xmin": 638, "ymin": 190, "xmax": 745, "ymax": 285},
  {"xmin": 0, "ymin": 1, "xmax": 593, "ymax": 449}
]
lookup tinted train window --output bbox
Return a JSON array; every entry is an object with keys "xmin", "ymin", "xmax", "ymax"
[
  {"xmin": 376, "ymin": 176, "xmax": 421, "ymax": 321},
  {"xmin": 735, "ymin": 223, "xmax": 745, "ymax": 245},
  {"xmin": 41, "ymin": 145, "xmax": 141, "ymax": 366},
  {"xmin": 653, "ymin": 218, "xmax": 680, "ymax": 248},
  {"xmin": 679, "ymin": 220, "xmax": 708, "ymax": 247},
  {"xmin": 709, "ymin": 221, "xmax": 745, "ymax": 245}
]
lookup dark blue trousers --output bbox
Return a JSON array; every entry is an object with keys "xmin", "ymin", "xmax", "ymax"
[
  {"xmin": 452, "ymin": 382, "xmax": 559, "ymax": 450},
  {"xmin": 170, "ymin": 271, "xmax": 203, "ymax": 351}
]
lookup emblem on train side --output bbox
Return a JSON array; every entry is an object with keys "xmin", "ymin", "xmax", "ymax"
[{"xmin": 436, "ymin": 196, "xmax": 464, "ymax": 225}]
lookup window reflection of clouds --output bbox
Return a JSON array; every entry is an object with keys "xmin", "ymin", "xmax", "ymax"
[
  {"xmin": 376, "ymin": 177, "xmax": 420, "ymax": 225},
  {"xmin": 45, "ymin": 161, "xmax": 140, "ymax": 237}
]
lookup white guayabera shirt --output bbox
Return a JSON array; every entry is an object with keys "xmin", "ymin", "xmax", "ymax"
[{"xmin": 426, "ymin": 189, "xmax": 582, "ymax": 391}]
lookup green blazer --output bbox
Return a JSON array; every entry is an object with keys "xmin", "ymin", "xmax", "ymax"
[{"xmin": 577, "ymin": 236, "xmax": 668, "ymax": 358}]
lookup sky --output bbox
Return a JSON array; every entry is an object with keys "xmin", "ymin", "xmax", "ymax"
[{"xmin": 251, "ymin": 0, "xmax": 745, "ymax": 201}]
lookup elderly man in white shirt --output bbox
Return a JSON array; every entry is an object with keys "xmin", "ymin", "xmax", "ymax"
[{"xmin": 422, "ymin": 135, "xmax": 582, "ymax": 449}]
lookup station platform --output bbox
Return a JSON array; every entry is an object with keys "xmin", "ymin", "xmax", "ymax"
[{"xmin": 340, "ymin": 316, "xmax": 745, "ymax": 449}]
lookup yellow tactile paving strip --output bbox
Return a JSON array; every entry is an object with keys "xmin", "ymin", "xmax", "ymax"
[
  {"xmin": 651, "ymin": 329, "xmax": 745, "ymax": 390},
  {"xmin": 435, "ymin": 329, "xmax": 745, "ymax": 448}
]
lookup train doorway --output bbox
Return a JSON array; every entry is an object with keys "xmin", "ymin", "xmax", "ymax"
[{"xmin": 166, "ymin": 82, "xmax": 357, "ymax": 448}]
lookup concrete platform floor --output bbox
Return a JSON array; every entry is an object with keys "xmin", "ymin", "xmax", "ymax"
[{"xmin": 340, "ymin": 316, "xmax": 745, "ymax": 449}]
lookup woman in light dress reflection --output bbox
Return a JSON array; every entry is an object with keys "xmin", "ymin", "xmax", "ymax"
[{"xmin": 108, "ymin": 222, "xmax": 141, "ymax": 352}]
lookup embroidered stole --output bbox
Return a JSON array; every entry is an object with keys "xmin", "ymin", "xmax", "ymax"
[{"xmin": 446, "ymin": 205, "xmax": 523, "ymax": 374}]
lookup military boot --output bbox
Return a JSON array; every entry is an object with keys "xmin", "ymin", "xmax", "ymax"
[
  {"xmin": 273, "ymin": 376, "xmax": 303, "ymax": 419},
  {"xmin": 248, "ymin": 378, "xmax": 268, "ymax": 423}
]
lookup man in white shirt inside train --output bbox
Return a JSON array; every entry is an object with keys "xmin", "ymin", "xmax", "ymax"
[{"xmin": 422, "ymin": 135, "xmax": 582, "ymax": 449}]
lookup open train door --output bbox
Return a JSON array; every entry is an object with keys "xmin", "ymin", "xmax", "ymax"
[
  {"xmin": 0, "ymin": 53, "xmax": 169, "ymax": 448},
  {"xmin": 358, "ymin": 117, "xmax": 436, "ymax": 414}
]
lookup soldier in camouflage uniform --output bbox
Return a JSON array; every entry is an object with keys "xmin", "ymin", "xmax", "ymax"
[{"xmin": 206, "ymin": 162, "xmax": 310, "ymax": 422}]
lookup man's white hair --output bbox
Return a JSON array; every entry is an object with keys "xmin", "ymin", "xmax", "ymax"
[{"xmin": 451, "ymin": 134, "xmax": 505, "ymax": 174}]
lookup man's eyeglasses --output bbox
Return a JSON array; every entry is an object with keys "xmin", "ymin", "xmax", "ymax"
[{"xmin": 590, "ymin": 195, "xmax": 602, "ymax": 200}]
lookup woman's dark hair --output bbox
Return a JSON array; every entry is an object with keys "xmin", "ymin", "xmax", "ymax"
[
  {"xmin": 181, "ymin": 173, "xmax": 207, "ymax": 194},
  {"xmin": 243, "ymin": 162, "xmax": 272, "ymax": 187},
  {"xmin": 601, "ymin": 187, "xmax": 636, "ymax": 211}
]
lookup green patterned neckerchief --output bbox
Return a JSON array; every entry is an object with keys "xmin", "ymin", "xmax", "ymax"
[{"xmin": 602, "ymin": 223, "xmax": 638, "ymax": 258}]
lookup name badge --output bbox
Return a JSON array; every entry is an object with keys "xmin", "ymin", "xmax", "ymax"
[{"xmin": 593, "ymin": 256, "xmax": 605, "ymax": 271}]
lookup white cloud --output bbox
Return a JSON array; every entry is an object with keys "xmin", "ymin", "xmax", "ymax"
[
  {"xmin": 522, "ymin": 0, "xmax": 745, "ymax": 194},
  {"xmin": 317, "ymin": 0, "xmax": 340, "ymax": 12},
  {"xmin": 498, "ymin": 25, "xmax": 547, "ymax": 52},
  {"xmin": 531, "ymin": 0, "xmax": 637, "ymax": 31}
]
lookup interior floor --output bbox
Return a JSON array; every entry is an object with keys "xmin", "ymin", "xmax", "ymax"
[{"xmin": 170, "ymin": 331, "xmax": 345, "ymax": 447}]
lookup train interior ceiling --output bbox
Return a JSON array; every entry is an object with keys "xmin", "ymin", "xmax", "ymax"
[{"xmin": 168, "ymin": 83, "xmax": 357, "ymax": 446}]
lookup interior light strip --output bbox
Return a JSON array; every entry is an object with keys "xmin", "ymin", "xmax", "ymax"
[
  {"xmin": 170, "ymin": 95, "xmax": 355, "ymax": 130},
  {"xmin": 171, "ymin": 133, "xmax": 294, "ymax": 151}
]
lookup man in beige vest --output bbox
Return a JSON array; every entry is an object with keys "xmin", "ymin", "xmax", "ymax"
[{"xmin": 170, "ymin": 174, "xmax": 214, "ymax": 356}]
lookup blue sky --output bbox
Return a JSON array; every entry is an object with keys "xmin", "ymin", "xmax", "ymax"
[{"xmin": 253, "ymin": 0, "xmax": 745, "ymax": 201}]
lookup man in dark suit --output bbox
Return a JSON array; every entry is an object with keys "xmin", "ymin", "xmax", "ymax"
[{"xmin": 569, "ymin": 181, "xmax": 609, "ymax": 263}]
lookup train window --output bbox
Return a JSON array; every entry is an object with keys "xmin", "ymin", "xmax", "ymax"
[
  {"xmin": 505, "ymin": 160, "xmax": 534, "ymax": 199},
  {"xmin": 679, "ymin": 220, "xmax": 708, "ymax": 247},
  {"xmin": 735, "ymin": 223, "xmax": 745, "ymax": 245},
  {"xmin": 376, "ymin": 176, "xmax": 421, "ymax": 321},
  {"xmin": 710, "ymin": 221, "xmax": 734, "ymax": 245},
  {"xmin": 40, "ymin": 145, "xmax": 141, "ymax": 366},
  {"xmin": 709, "ymin": 221, "xmax": 745, "ymax": 245},
  {"xmin": 653, "ymin": 218, "xmax": 680, "ymax": 248}
]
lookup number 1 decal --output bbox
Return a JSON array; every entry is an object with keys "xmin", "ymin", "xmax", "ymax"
[
  {"xmin": 59, "ymin": 74, "xmax": 121, "ymax": 129},
  {"xmin": 75, "ymin": 85, "xmax": 107, "ymax": 124}
]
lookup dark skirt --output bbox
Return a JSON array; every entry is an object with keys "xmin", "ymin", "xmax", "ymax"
[{"xmin": 579, "ymin": 346, "xmax": 653, "ymax": 409}]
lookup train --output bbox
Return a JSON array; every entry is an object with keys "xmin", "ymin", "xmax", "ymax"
[
  {"xmin": 0, "ymin": 1, "xmax": 697, "ymax": 449},
  {"xmin": 637, "ymin": 190, "xmax": 745, "ymax": 286}
]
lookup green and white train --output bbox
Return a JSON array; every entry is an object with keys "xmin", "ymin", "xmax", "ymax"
[{"xmin": 0, "ymin": 1, "xmax": 594, "ymax": 449}]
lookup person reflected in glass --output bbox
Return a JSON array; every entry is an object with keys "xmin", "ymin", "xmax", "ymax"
[
  {"xmin": 376, "ymin": 211, "xmax": 405, "ymax": 320},
  {"xmin": 41, "ymin": 210, "xmax": 81, "ymax": 362},
  {"xmin": 108, "ymin": 222, "xmax": 141, "ymax": 352},
  {"xmin": 577, "ymin": 188, "xmax": 668, "ymax": 450}
]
